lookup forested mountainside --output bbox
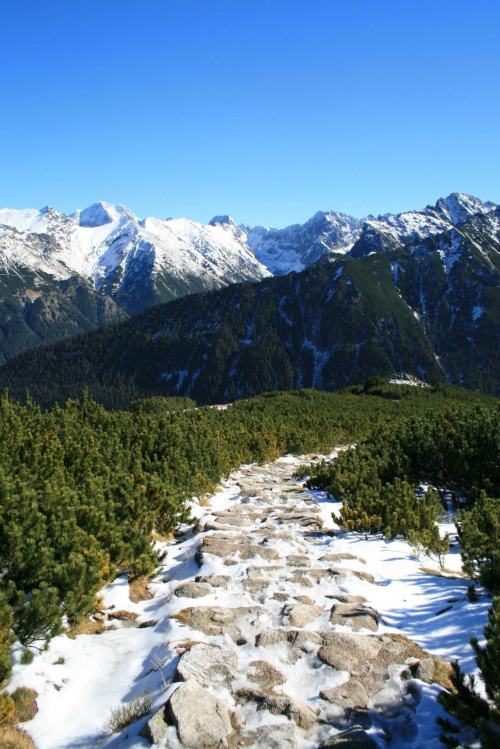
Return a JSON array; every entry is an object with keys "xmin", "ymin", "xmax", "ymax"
[
  {"xmin": 0, "ymin": 192, "xmax": 495, "ymax": 363},
  {"xmin": 0, "ymin": 270, "xmax": 126, "ymax": 366},
  {"xmin": 1, "ymin": 202, "xmax": 499, "ymax": 408}
]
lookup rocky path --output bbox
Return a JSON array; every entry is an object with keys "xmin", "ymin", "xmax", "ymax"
[
  {"xmin": 139, "ymin": 456, "xmax": 443, "ymax": 749},
  {"xmin": 16, "ymin": 453, "xmax": 484, "ymax": 749}
]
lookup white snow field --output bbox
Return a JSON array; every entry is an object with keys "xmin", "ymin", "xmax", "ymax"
[{"xmin": 7, "ymin": 453, "xmax": 490, "ymax": 749}]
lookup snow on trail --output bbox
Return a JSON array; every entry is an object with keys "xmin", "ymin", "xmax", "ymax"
[{"xmin": 8, "ymin": 453, "xmax": 491, "ymax": 749}]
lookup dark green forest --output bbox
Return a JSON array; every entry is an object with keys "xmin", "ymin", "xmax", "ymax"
[{"xmin": 0, "ymin": 271, "xmax": 125, "ymax": 366}]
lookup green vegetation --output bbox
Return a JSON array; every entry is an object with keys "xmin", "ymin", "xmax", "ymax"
[
  {"xmin": 0, "ymin": 687, "xmax": 38, "ymax": 749},
  {"xmin": 300, "ymin": 380, "xmax": 500, "ymax": 747},
  {"xmin": 0, "ymin": 381, "xmax": 495, "ymax": 683},
  {"xmin": 0, "ymin": 380, "xmax": 497, "ymax": 749},
  {"xmin": 458, "ymin": 492, "xmax": 500, "ymax": 591},
  {"xmin": 0, "ymin": 271, "xmax": 126, "ymax": 366},
  {"xmin": 304, "ymin": 387, "xmax": 500, "ymax": 554},
  {"xmin": 439, "ymin": 598, "xmax": 500, "ymax": 748},
  {"xmin": 0, "ymin": 256, "xmax": 452, "ymax": 409},
  {"xmin": 1, "ymin": 214, "xmax": 499, "ymax": 409}
]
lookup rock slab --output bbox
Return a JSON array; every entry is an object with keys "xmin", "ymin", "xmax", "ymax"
[
  {"xmin": 175, "ymin": 643, "xmax": 238, "ymax": 687},
  {"xmin": 167, "ymin": 679, "xmax": 232, "ymax": 749}
]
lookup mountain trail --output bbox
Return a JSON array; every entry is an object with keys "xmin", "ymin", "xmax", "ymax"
[{"xmin": 11, "ymin": 453, "xmax": 489, "ymax": 749}]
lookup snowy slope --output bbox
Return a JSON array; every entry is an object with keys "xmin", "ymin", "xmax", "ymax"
[
  {"xmin": 0, "ymin": 203, "xmax": 272, "ymax": 315},
  {"xmin": 245, "ymin": 211, "xmax": 364, "ymax": 275}
]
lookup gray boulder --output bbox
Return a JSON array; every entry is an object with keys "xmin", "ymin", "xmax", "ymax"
[
  {"xmin": 198, "ymin": 534, "xmax": 279, "ymax": 563},
  {"xmin": 320, "ymin": 678, "xmax": 369, "ymax": 709},
  {"xmin": 175, "ymin": 581, "xmax": 213, "ymax": 598},
  {"xmin": 195, "ymin": 574, "xmax": 232, "ymax": 588},
  {"xmin": 259, "ymin": 694, "xmax": 319, "ymax": 730},
  {"xmin": 330, "ymin": 603, "xmax": 378, "ymax": 632},
  {"xmin": 174, "ymin": 605, "xmax": 264, "ymax": 642},
  {"xmin": 411, "ymin": 657, "xmax": 435, "ymax": 683},
  {"xmin": 247, "ymin": 659, "xmax": 286, "ymax": 690},
  {"xmin": 236, "ymin": 723, "xmax": 297, "ymax": 748},
  {"xmin": 286, "ymin": 554, "xmax": 311, "ymax": 567},
  {"xmin": 175, "ymin": 643, "xmax": 238, "ymax": 687},
  {"xmin": 283, "ymin": 603, "xmax": 323, "ymax": 628},
  {"xmin": 139, "ymin": 705, "xmax": 168, "ymax": 745},
  {"xmin": 320, "ymin": 726, "xmax": 378, "ymax": 748},
  {"xmin": 166, "ymin": 680, "xmax": 232, "ymax": 748}
]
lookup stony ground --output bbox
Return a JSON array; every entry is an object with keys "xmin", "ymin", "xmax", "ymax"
[
  {"xmin": 14, "ymin": 453, "xmax": 484, "ymax": 749},
  {"xmin": 139, "ymin": 456, "xmax": 446, "ymax": 749}
]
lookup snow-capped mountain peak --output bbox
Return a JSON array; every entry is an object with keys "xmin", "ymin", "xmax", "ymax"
[
  {"xmin": 208, "ymin": 215, "xmax": 238, "ymax": 227},
  {"xmin": 0, "ymin": 193, "xmax": 496, "ymax": 321},
  {"xmin": 363, "ymin": 192, "xmax": 497, "ymax": 246},
  {"xmin": 433, "ymin": 192, "xmax": 496, "ymax": 226},
  {"xmin": 74, "ymin": 201, "xmax": 139, "ymax": 228}
]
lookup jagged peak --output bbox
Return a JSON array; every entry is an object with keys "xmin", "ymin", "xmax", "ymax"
[
  {"xmin": 433, "ymin": 193, "xmax": 495, "ymax": 225},
  {"xmin": 208, "ymin": 215, "xmax": 237, "ymax": 228},
  {"xmin": 76, "ymin": 201, "xmax": 138, "ymax": 228}
]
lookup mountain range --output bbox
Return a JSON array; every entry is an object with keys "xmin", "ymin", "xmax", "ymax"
[
  {"xmin": 0, "ymin": 192, "xmax": 496, "ymax": 366},
  {"xmin": 0, "ymin": 192, "xmax": 499, "ymax": 407}
]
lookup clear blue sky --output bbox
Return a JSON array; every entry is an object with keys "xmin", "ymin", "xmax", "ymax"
[{"xmin": 1, "ymin": 1, "xmax": 499, "ymax": 227}]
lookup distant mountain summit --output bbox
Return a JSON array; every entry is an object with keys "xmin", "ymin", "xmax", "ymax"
[{"xmin": 0, "ymin": 192, "xmax": 496, "ymax": 364}]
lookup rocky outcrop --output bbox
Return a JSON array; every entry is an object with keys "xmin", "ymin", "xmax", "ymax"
[
  {"xmin": 174, "ymin": 605, "xmax": 264, "ymax": 643},
  {"xmin": 175, "ymin": 644, "xmax": 238, "ymax": 687},
  {"xmin": 175, "ymin": 581, "xmax": 214, "ymax": 598},
  {"xmin": 320, "ymin": 726, "xmax": 378, "ymax": 748},
  {"xmin": 329, "ymin": 602, "xmax": 378, "ymax": 631},
  {"xmin": 167, "ymin": 680, "xmax": 233, "ymax": 748}
]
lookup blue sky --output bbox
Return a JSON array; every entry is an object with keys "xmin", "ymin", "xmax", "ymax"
[{"xmin": 1, "ymin": 1, "xmax": 499, "ymax": 227}]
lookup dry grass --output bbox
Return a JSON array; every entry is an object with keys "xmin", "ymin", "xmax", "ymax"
[
  {"xmin": 107, "ymin": 610, "xmax": 138, "ymax": 622},
  {"xmin": 170, "ymin": 610, "xmax": 193, "ymax": 627},
  {"xmin": 152, "ymin": 530, "xmax": 174, "ymax": 543},
  {"xmin": 197, "ymin": 493, "xmax": 212, "ymax": 507},
  {"xmin": 0, "ymin": 725, "xmax": 37, "ymax": 748},
  {"xmin": 129, "ymin": 576, "xmax": 154, "ymax": 603},
  {"xmin": 11, "ymin": 689, "xmax": 38, "ymax": 723},
  {"xmin": 419, "ymin": 567, "xmax": 465, "ymax": 580},
  {"xmin": 0, "ymin": 688, "xmax": 39, "ymax": 748},
  {"xmin": 433, "ymin": 658, "xmax": 456, "ymax": 692},
  {"xmin": 103, "ymin": 688, "xmax": 153, "ymax": 736},
  {"xmin": 172, "ymin": 639, "xmax": 204, "ymax": 655},
  {"xmin": 67, "ymin": 618, "xmax": 107, "ymax": 638}
]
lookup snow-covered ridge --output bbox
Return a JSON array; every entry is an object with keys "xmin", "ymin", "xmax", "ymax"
[
  {"xmin": 0, "ymin": 194, "xmax": 496, "ymax": 313},
  {"xmin": 364, "ymin": 192, "xmax": 497, "ymax": 245},
  {"xmin": 0, "ymin": 203, "xmax": 272, "ymax": 311}
]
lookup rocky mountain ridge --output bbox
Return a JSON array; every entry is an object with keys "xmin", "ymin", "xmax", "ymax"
[
  {"xmin": 1, "ymin": 201, "xmax": 499, "ymax": 406},
  {"xmin": 0, "ymin": 192, "xmax": 497, "ymax": 370}
]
